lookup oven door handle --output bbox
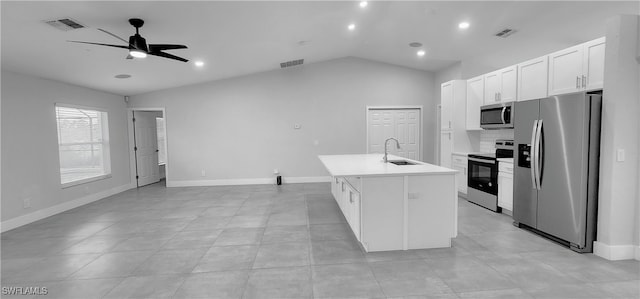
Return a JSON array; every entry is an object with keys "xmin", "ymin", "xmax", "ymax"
[
  {"xmin": 530, "ymin": 120, "xmax": 539, "ymax": 190},
  {"xmin": 468, "ymin": 157, "xmax": 496, "ymax": 164},
  {"xmin": 501, "ymin": 107, "xmax": 507, "ymax": 124}
]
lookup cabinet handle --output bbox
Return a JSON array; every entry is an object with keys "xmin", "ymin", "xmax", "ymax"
[
  {"xmin": 582, "ymin": 75, "xmax": 586, "ymax": 88},
  {"xmin": 576, "ymin": 76, "xmax": 581, "ymax": 89},
  {"xmin": 448, "ymin": 121, "xmax": 451, "ymax": 129},
  {"xmin": 498, "ymin": 92, "xmax": 501, "ymax": 101}
]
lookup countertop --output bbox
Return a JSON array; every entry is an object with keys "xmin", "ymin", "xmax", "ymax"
[
  {"xmin": 497, "ymin": 158, "xmax": 514, "ymax": 163},
  {"xmin": 318, "ymin": 154, "xmax": 457, "ymax": 177}
]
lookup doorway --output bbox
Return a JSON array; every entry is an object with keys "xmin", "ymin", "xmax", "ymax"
[
  {"xmin": 366, "ymin": 106, "xmax": 423, "ymax": 161},
  {"xmin": 128, "ymin": 108, "xmax": 168, "ymax": 188}
]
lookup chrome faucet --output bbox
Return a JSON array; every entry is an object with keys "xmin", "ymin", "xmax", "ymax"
[{"xmin": 383, "ymin": 137, "xmax": 401, "ymax": 163}]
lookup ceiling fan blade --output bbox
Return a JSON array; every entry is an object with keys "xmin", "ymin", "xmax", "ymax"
[
  {"xmin": 149, "ymin": 44, "xmax": 188, "ymax": 51},
  {"xmin": 97, "ymin": 28, "xmax": 130, "ymax": 45},
  {"xmin": 68, "ymin": 40, "xmax": 129, "ymax": 49},
  {"xmin": 148, "ymin": 51, "xmax": 189, "ymax": 62}
]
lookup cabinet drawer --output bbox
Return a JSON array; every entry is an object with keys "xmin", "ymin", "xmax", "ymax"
[
  {"xmin": 499, "ymin": 162, "xmax": 514, "ymax": 174},
  {"xmin": 451, "ymin": 155, "xmax": 467, "ymax": 165},
  {"xmin": 345, "ymin": 177, "xmax": 361, "ymax": 193}
]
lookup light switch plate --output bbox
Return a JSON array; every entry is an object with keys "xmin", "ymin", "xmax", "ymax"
[{"xmin": 617, "ymin": 149, "xmax": 625, "ymax": 162}]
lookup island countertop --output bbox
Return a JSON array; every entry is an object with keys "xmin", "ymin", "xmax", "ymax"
[{"xmin": 318, "ymin": 154, "xmax": 457, "ymax": 177}]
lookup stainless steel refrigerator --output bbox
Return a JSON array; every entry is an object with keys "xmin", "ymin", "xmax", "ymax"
[{"xmin": 513, "ymin": 92, "xmax": 601, "ymax": 253}]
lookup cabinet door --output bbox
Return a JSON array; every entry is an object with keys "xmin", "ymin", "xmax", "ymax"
[
  {"xmin": 548, "ymin": 44, "xmax": 583, "ymax": 96},
  {"xmin": 498, "ymin": 173, "xmax": 513, "ymax": 212},
  {"xmin": 583, "ymin": 37, "xmax": 606, "ymax": 91},
  {"xmin": 517, "ymin": 56, "xmax": 548, "ymax": 101},
  {"xmin": 499, "ymin": 66, "xmax": 518, "ymax": 102},
  {"xmin": 452, "ymin": 163, "xmax": 466, "ymax": 194},
  {"xmin": 466, "ymin": 76, "xmax": 484, "ymax": 130},
  {"xmin": 349, "ymin": 189, "xmax": 361, "ymax": 241},
  {"xmin": 340, "ymin": 180, "xmax": 348, "ymax": 215},
  {"xmin": 440, "ymin": 131, "xmax": 453, "ymax": 168},
  {"xmin": 440, "ymin": 82, "xmax": 454, "ymax": 130},
  {"xmin": 484, "ymin": 71, "xmax": 500, "ymax": 104}
]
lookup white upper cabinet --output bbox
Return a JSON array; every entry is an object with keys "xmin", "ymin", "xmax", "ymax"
[
  {"xmin": 483, "ymin": 65, "xmax": 517, "ymax": 104},
  {"xmin": 440, "ymin": 81, "xmax": 454, "ymax": 130},
  {"xmin": 483, "ymin": 71, "xmax": 500, "ymax": 104},
  {"xmin": 500, "ymin": 66, "xmax": 518, "ymax": 102},
  {"xmin": 583, "ymin": 37, "xmax": 606, "ymax": 90},
  {"xmin": 548, "ymin": 37, "xmax": 605, "ymax": 96},
  {"xmin": 517, "ymin": 55, "xmax": 549, "ymax": 101},
  {"xmin": 466, "ymin": 76, "xmax": 484, "ymax": 130}
]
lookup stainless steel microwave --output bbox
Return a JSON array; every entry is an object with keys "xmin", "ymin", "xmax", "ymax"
[{"xmin": 480, "ymin": 102, "xmax": 514, "ymax": 129}]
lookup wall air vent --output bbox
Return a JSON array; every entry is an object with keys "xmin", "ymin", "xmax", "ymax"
[
  {"xmin": 44, "ymin": 18, "xmax": 86, "ymax": 31},
  {"xmin": 280, "ymin": 59, "xmax": 304, "ymax": 68},
  {"xmin": 495, "ymin": 28, "xmax": 517, "ymax": 38}
]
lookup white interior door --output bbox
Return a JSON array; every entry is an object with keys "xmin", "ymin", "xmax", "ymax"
[
  {"xmin": 134, "ymin": 111, "xmax": 160, "ymax": 187},
  {"xmin": 368, "ymin": 108, "xmax": 421, "ymax": 160}
]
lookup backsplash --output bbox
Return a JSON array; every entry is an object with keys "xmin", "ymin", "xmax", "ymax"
[{"xmin": 480, "ymin": 129, "xmax": 514, "ymax": 152}]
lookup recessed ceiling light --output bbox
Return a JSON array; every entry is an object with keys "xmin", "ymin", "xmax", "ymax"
[
  {"xmin": 194, "ymin": 61, "xmax": 205, "ymax": 67},
  {"xmin": 359, "ymin": 1, "xmax": 368, "ymax": 8},
  {"xmin": 348, "ymin": 23, "xmax": 356, "ymax": 31},
  {"xmin": 417, "ymin": 50, "xmax": 426, "ymax": 57},
  {"xmin": 114, "ymin": 74, "xmax": 131, "ymax": 79},
  {"xmin": 458, "ymin": 22, "xmax": 470, "ymax": 29}
]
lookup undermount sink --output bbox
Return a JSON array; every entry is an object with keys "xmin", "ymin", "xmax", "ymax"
[{"xmin": 388, "ymin": 160, "xmax": 419, "ymax": 166}]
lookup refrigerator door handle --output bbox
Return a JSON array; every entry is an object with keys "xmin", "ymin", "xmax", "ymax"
[
  {"xmin": 501, "ymin": 107, "xmax": 507, "ymax": 124},
  {"xmin": 535, "ymin": 119, "xmax": 544, "ymax": 190},
  {"xmin": 530, "ymin": 120, "xmax": 539, "ymax": 189}
]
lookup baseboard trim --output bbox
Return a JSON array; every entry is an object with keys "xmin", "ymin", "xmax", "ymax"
[
  {"xmin": 1, "ymin": 184, "xmax": 132, "ymax": 233},
  {"xmin": 167, "ymin": 176, "xmax": 331, "ymax": 187},
  {"xmin": 593, "ymin": 241, "xmax": 639, "ymax": 260}
]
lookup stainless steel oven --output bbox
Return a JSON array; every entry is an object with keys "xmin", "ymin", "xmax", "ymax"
[
  {"xmin": 480, "ymin": 102, "xmax": 514, "ymax": 129},
  {"xmin": 467, "ymin": 155, "xmax": 499, "ymax": 211},
  {"xmin": 467, "ymin": 140, "xmax": 514, "ymax": 212}
]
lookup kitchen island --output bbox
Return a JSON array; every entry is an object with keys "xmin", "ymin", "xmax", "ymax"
[{"xmin": 318, "ymin": 154, "xmax": 458, "ymax": 252}]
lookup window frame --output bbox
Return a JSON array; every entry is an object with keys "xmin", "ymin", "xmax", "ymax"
[{"xmin": 55, "ymin": 103, "xmax": 112, "ymax": 188}]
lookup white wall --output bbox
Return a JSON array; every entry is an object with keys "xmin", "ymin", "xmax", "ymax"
[
  {"xmin": 594, "ymin": 14, "xmax": 640, "ymax": 260},
  {"xmin": 1, "ymin": 71, "xmax": 131, "ymax": 230},
  {"xmin": 129, "ymin": 57, "xmax": 436, "ymax": 185}
]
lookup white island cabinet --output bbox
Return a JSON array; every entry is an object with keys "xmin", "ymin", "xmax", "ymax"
[{"xmin": 319, "ymin": 154, "xmax": 458, "ymax": 252}]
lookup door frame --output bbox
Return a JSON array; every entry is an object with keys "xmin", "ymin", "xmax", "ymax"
[
  {"xmin": 127, "ymin": 107, "xmax": 169, "ymax": 188},
  {"xmin": 365, "ymin": 105, "xmax": 424, "ymax": 161}
]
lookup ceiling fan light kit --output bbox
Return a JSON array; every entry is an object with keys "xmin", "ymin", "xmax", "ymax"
[{"xmin": 68, "ymin": 18, "xmax": 189, "ymax": 62}]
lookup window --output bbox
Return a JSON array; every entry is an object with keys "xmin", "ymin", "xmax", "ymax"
[
  {"xmin": 55, "ymin": 104, "xmax": 111, "ymax": 186},
  {"xmin": 156, "ymin": 117, "xmax": 166, "ymax": 165}
]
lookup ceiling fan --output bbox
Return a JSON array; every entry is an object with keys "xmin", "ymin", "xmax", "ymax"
[{"xmin": 69, "ymin": 18, "xmax": 189, "ymax": 62}]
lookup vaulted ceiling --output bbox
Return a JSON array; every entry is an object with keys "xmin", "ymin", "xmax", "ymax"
[{"xmin": 1, "ymin": 1, "xmax": 637, "ymax": 96}]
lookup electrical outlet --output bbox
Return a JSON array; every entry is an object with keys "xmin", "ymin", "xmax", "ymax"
[
  {"xmin": 23, "ymin": 198, "xmax": 31, "ymax": 209},
  {"xmin": 294, "ymin": 124, "xmax": 301, "ymax": 130},
  {"xmin": 201, "ymin": 170, "xmax": 206, "ymax": 177}
]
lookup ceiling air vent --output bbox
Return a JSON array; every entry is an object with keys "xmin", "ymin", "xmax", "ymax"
[
  {"xmin": 44, "ymin": 18, "xmax": 86, "ymax": 31},
  {"xmin": 495, "ymin": 28, "xmax": 517, "ymax": 38},
  {"xmin": 280, "ymin": 59, "xmax": 304, "ymax": 69}
]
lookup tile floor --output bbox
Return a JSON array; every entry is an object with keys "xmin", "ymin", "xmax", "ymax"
[{"xmin": 1, "ymin": 182, "xmax": 639, "ymax": 298}]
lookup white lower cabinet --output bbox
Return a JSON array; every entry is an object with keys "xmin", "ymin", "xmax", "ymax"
[
  {"xmin": 498, "ymin": 161, "xmax": 514, "ymax": 214},
  {"xmin": 329, "ymin": 174, "xmax": 457, "ymax": 252},
  {"xmin": 451, "ymin": 154, "xmax": 468, "ymax": 196},
  {"xmin": 347, "ymin": 186, "xmax": 361, "ymax": 240}
]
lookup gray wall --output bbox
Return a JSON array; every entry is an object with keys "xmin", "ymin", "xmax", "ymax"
[
  {"xmin": 597, "ymin": 14, "xmax": 640, "ymax": 258},
  {"xmin": 130, "ymin": 57, "xmax": 436, "ymax": 185},
  {"xmin": 1, "ymin": 71, "xmax": 131, "ymax": 224}
]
